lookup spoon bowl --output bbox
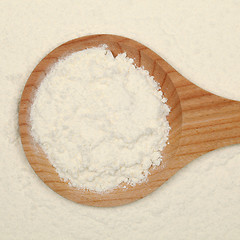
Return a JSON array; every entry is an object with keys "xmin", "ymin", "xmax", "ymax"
[{"xmin": 19, "ymin": 34, "xmax": 240, "ymax": 207}]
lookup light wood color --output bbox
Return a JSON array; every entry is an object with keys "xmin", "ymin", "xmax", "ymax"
[{"xmin": 19, "ymin": 34, "xmax": 240, "ymax": 207}]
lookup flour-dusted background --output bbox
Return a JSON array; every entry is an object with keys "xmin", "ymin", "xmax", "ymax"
[{"xmin": 0, "ymin": 0, "xmax": 239, "ymax": 239}]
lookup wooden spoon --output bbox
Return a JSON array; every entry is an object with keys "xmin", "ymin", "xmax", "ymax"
[{"xmin": 19, "ymin": 34, "xmax": 240, "ymax": 207}]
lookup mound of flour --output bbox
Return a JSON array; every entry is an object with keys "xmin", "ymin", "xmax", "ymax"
[{"xmin": 30, "ymin": 45, "xmax": 170, "ymax": 192}]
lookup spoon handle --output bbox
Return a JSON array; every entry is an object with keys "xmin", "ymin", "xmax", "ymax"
[{"xmin": 168, "ymin": 71, "xmax": 240, "ymax": 166}]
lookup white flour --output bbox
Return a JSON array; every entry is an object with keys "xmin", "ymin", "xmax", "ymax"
[
  {"xmin": 0, "ymin": 1, "xmax": 240, "ymax": 240},
  {"xmin": 30, "ymin": 46, "xmax": 170, "ymax": 192}
]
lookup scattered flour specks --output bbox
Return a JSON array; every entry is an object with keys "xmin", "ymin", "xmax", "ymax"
[{"xmin": 0, "ymin": 1, "xmax": 240, "ymax": 239}]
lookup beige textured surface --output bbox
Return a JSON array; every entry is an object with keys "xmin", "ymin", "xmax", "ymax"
[{"xmin": 0, "ymin": 0, "xmax": 240, "ymax": 239}]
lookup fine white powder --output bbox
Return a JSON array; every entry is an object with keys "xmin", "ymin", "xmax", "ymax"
[{"xmin": 30, "ymin": 45, "xmax": 170, "ymax": 192}]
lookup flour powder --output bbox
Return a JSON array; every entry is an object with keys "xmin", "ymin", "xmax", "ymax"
[{"xmin": 30, "ymin": 45, "xmax": 170, "ymax": 192}]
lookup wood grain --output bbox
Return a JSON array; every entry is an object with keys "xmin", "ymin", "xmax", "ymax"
[{"xmin": 19, "ymin": 34, "xmax": 240, "ymax": 207}]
